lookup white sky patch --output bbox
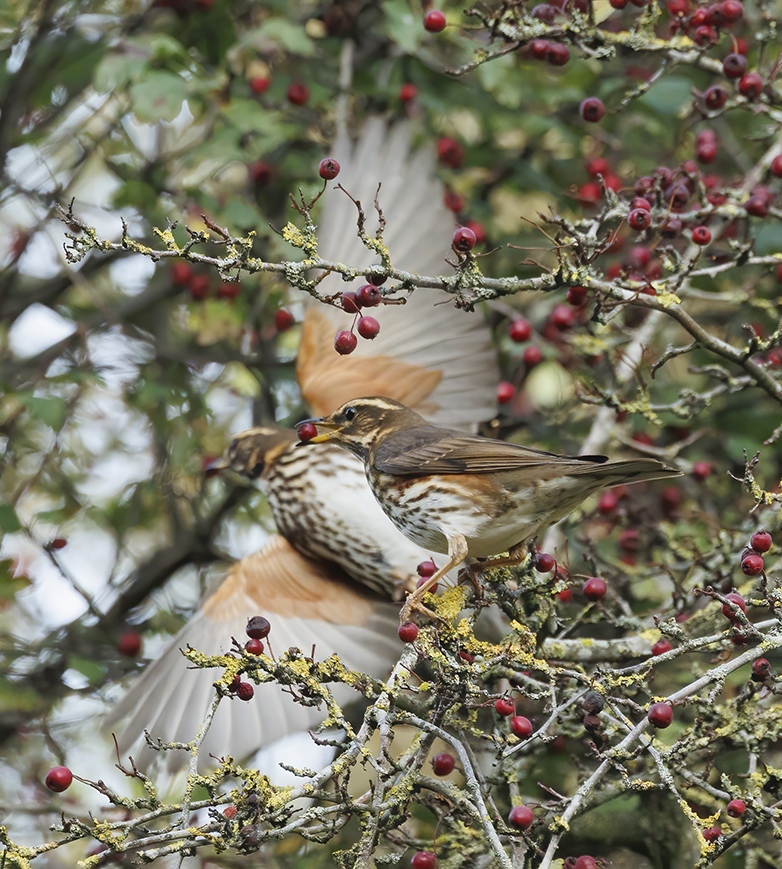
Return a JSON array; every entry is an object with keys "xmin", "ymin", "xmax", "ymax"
[{"xmin": 8, "ymin": 303, "xmax": 77, "ymax": 357}]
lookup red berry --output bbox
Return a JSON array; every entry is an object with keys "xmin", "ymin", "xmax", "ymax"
[
  {"xmin": 741, "ymin": 553, "xmax": 764, "ymax": 576},
  {"xmin": 217, "ymin": 282, "xmax": 240, "ymax": 300},
  {"xmin": 703, "ymin": 827, "xmax": 721, "ymax": 842},
  {"xmin": 400, "ymin": 83, "xmax": 417, "ymax": 102},
  {"xmin": 598, "ymin": 490, "xmax": 618, "ymax": 514},
  {"xmin": 171, "ymin": 262, "xmax": 192, "ymax": 286},
  {"xmin": 652, "ymin": 638, "xmax": 673, "ymax": 656},
  {"xmin": 495, "ymin": 697, "xmax": 516, "ymax": 717},
  {"xmin": 573, "ymin": 858, "xmax": 599, "ymax": 869},
  {"xmin": 535, "ymin": 552, "xmax": 556, "ymax": 573},
  {"xmin": 118, "ymin": 631, "xmax": 142, "ymax": 657},
  {"xmin": 335, "ymin": 330, "xmax": 358, "ymax": 355},
  {"xmin": 496, "ymin": 381, "xmax": 516, "ymax": 404},
  {"xmin": 750, "ymin": 530, "xmax": 772, "ymax": 552},
  {"xmin": 523, "ymin": 346, "xmax": 542, "ymax": 368},
  {"xmin": 458, "ymin": 649, "xmax": 475, "ymax": 663},
  {"xmin": 577, "ymin": 181, "xmax": 602, "ymax": 207},
  {"xmin": 355, "ymin": 284, "xmax": 381, "ymax": 308},
  {"xmin": 275, "ymin": 309, "xmax": 295, "ymax": 331},
  {"xmin": 546, "ymin": 43, "xmax": 570, "ymax": 66},
  {"xmin": 587, "ymin": 157, "xmax": 610, "ymax": 176},
  {"xmin": 580, "ymin": 97, "xmax": 605, "ymax": 122},
  {"xmin": 417, "ymin": 575, "xmax": 438, "ymax": 592},
  {"xmin": 45, "ymin": 766, "xmax": 73, "ymax": 793},
  {"xmin": 697, "ymin": 140, "xmax": 718, "ymax": 163},
  {"xmin": 628, "ymin": 208, "xmax": 651, "ymax": 231},
  {"xmin": 423, "ymin": 9, "xmax": 446, "ymax": 31},
  {"xmin": 745, "ymin": 194, "xmax": 769, "ymax": 217},
  {"xmin": 567, "ymin": 286, "xmax": 587, "ymax": 306},
  {"xmin": 51, "ymin": 537, "xmax": 67, "ymax": 549},
  {"xmin": 357, "ymin": 316, "xmax": 380, "ymax": 340},
  {"xmin": 738, "ymin": 73, "xmax": 763, "ymax": 99},
  {"xmin": 187, "ymin": 274, "xmax": 210, "ymax": 300},
  {"xmin": 287, "ymin": 82, "xmax": 309, "ymax": 105},
  {"xmin": 720, "ymin": 0, "xmax": 743, "ymax": 22},
  {"xmin": 583, "ymin": 576, "xmax": 607, "ymax": 601},
  {"xmin": 398, "ymin": 622, "xmax": 419, "ymax": 643},
  {"xmin": 510, "ymin": 715, "xmax": 533, "ymax": 738},
  {"xmin": 249, "ymin": 159, "xmax": 274, "ymax": 185},
  {"xmin": 223, "ymin": 804, "xmax": 238, "ymax": 818},
  {"xmin": 444, "ymin": 190, "xmax": 465, "ymax": 212},
  {"xmin": 692, "ymin": 461, "xmax": 712, "ymax": 480},
  {"xmin": 770, "ymin": 155, "xmax": 782, "ymax": 178},
  {"xmin": 297, "ymin": 422, "xmax": 318, "ymax": 442},
  {"xmin": 411, "ymin": 852, "xmax": 436, "ymax": 869},
  {"xmin": 508, "ymin": 805, "xmax": 534, "ymax": 830},
  {"xmin": 509, "ymin": 319, "xmax": 532, "ymax": 342},
  {"xmin": 452, "ymin": 226, "xmax": 476, "ymax": 252},
  {"xmin": 722, "ymin": 591, "xmax": 747, "ymax": 621},
  {"xmin": 531, "ymin": 3, "xmax": 556, "ymax": 22},
  {"xmin": 245, "ymin": 638, "xmax": 264, "ymax": 655},
  {"xmin": 246, "ymin": 616, "xmax": 271, "ymax": 639},
  {"xmin": 249, "ymin": 76, "xmax": 270, "ymax": 94},
  {"xmin": 550, "ymin": 303, "xmax": 574, "ymax": 330},
  {"xmin": 465, "ymin": 220, "xmax": 486, "ymax": 244},
  {"xmin": 694, "ymin": 25, "xmax": 718, "ymax": 45},
  {"xmin": 237, "ymin": 681, "xmax": 254, "ymax": 701},
  {"xmin": 723, "ymin": 53, "xmax": 747, "ymax": 78},
  {"xmin": 630, "ymin": 197, "xmax": 651, "ymax": 212},
  {"xmin": 341, "ymin": 291, "xmax": 361, "ymax": 313},
  {"xmin": 437, "ymin": 137, "xmax": 465, "ymax": 169},
  {"xmin": 704, "ymin": 85, "xmax": 727, "ymax": 110},
  {"xmin": 318, "ymin": 157, "xmax": 340, "ymax": 180},
  {"xmin": 751, "ymin": 657, "xmax": 772, "ymax": 681},
  {"xmin": 648, "ymin": 702, "xmax": 673, "ymax": 728},
  {"xmin": 417, "ymin": 560, "xmax": 437, "ymax": 578},
  {"xmin": 529, "ymin": 39, "xmax": 549, "ymax": 60},
  {"xmin": 727, "ymin": 798, "xmax": 746, "ymax": 817},
  {"xmin": 431, "ymin": 752, "xmax": 455, "ymax": 776},
  {"xmin": 692, "ymin": 226, "xmax": 711, "ymax": 245}
]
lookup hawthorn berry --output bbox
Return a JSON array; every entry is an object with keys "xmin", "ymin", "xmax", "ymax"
[
  {"xmin": 727, "ymin": 798, "xmax": 746, "ymax": 817},
  {"xmin": 661, "ymin": 217, "xmax": 682, "ymax": 237},
  {"xmin": 692, "ymin": 461, "xmax": 712, "ymax": 480},
  {"xmin": 550, "ymin": 303, "xmax": 575, "ymax": 330},
  {"xmin": 45, "ymin": 766, "xmax": 73, "ymax": 792},
  {"xmin": 751, "ymin": 657, "xmax": 772, "ymax": 681},
  {"xmin": 546, "ymin": 43, "xmax": 570, "ymax": 66},
  {"xmin": 692, "ymin": 226, "xmax": 711, "ymax": 245},
  {"xmin": 417, "ymin": 559, "xmax": 437, "ymax": 578},
  {"xmin": 598, "ymin": 490, "xmax": 618, "ymax": 513},
  {"xmin": 745, "ymin": 194, "xmax": 769, "ymax": 218},
  {"xmin": 398, "ymin": 622, "xmax": 419, "ymax": 643},
  {"xmin": 246, "ymin": 616, "xmax": 271, "ymax": 639},
  {"xmin": 287, "ymin": 82, "xmax": 309, "ymax": 105},
  {"xmin": 465, "ymin": 220, "xmax": 486, "ymax": 244},
  {"xmin": 721, "ymin": 592, "xmax": 746, "ymax": 621},
  {"xmin": 275, "ymin": 309, "xmax": 295, "ymax": 331},
  {"xmin": 188, "ymin": 274, "xmax": 210, "ymax": 300},
  {"xmin": 443, "ymin": 190, "xmax": 465, "ymax": 212},
  {"xmin": 567, "ymin": 286, "xmax": 587, "ymax": 306},
  {"xmin": 720, "ymin": 0, "xmax": 743, "ymax": 22},
  {"xmin": 452, "ymin": 226, "xmax": 476, "ymax": 252},
  {"xmin": 610, "ymin": 0, "xmax": 627, "ymax": 7},
  {"xmin": 318, "ymin": 157, "xmax": 340, "ymax": 180},
  {"xmin": 356, "ymin": 284, "xmax": 381, "ymax": 307},
  {"xmin": 696, "ymin": 138, "xmax": 718, "ymax": 163},
  {"xmin": 703, "ymin": 827, "xmax": 721, "ymax": 842},
  {"xmin": 529, "ymin": 39, "xmax": 549, "ymax": 60},
  {"xmin": 583, "ymin": 576, "xmax": 607, "ymax": 601},
  {"xmin": 245, "ymin": 638, "xmax": 264, "ymax": 655},
  {"xmin": 423, "ymin": 9, "xmax": 446, "ymax": 31},
  {"xmin": 580, "ymin": 98, "xmax": 605, "ymax": 122},
  {"xmin": 723, "ymin": 53, "xmax": 747, "ymax": 78},
  {"xmin": 431, "ymin": 752, "xmax": 455, "ymax": 775},
  {"xmin": 217, "ymin": 282, "xmax": 240, "ymax": 300},
  {"xmin": 573, "ymin": 858, "xmax": 599, "ymax": 869},
  {"xmin": 237, "ymin": 682, "xmax": 254, "ymax": 701},
  {"xmin": 118, "ymin": 631, "xmax": 142, "ymax": 657},
  {"xmin": 531, "ymin": 3, "xmax": 556, "ymax": 22},
  {"xmin": 770, "ymin": 155, "xmax": 782, "ymax": 178},
  {"xmin": 577, "ymin": 181, "xmax": 602, "ymax": 207},
  {"xmin": 750, "ymin": 530, "xmax": 773, "ymax": 552},
  {"xmin": 535, "ymin": 552, "xmax": 556, "ymax": 573},
  {"xmin": 437, "ymin": 137, "xmax": 465, "ymax": 169},
  {"xmin": 495, "ymin": 697, "xmax": 516, "ymax": 717},
  {"xmin": 297, "ymin": 422, "xmax": 317, "ymax": 442},
  {"xmin": 400, "ymin": 83, "xmax": 417, "ymax": 102},
  {"xmin": 51, "ymin": 537, "xmax": 67, "ymax": 549},
  {"xmin": 249, "ymin": 159, "xmax": 274, "ymax": 185},
  {"xmin": 496, "ymin": 381, "xmax": 516, "ymax": 404},
  {"xmin": 458, "ymin": 649, "xmax": 475, "ymax": 663},
  {"xmin": 249, "ymin": 76, "xmax": 270, "ymax": 94},
  {"xmin": 334, "ymin": 330, "xmax": 358, "ymax": 355},
  {"xmin": 652, "ymin": 638, "xmax": 673, "ymax": 656},
  {"xmin": 741, "ymin": 552, "xmax": 764, "ymax": 576},
  {"xmin": 171, "ymin": 262, "xmax": 192, "ymax": 285},
  {"xmin": 647, "ymin": 702, "xmax": 674, "ymax": 728},
  {"xmin": 508, "ymin": 804, "xmax": 534, "ymax": 830},
  {"xmin": 510, "ymin": 716, "xmax": 533, "ymax": 739},
  {"xmin": 341, "ymin": 291, "xmax": 361, "ymax": 313},
  {"xmin": 628, "ymin": 208, "xmax": 651, "ymax": 231},
  {"xmin": 509, "ymin": 318, "xmax": 532, "ymax": 342},
  {"xmin": 523, "ymin": 346, "xmax": 542, "ymax": 368},
  {"xmin": 738, "ymin": 73, "xmax": 763, "ymax": 99},
  {"xmin": 411, "ymin": 852, "xmax": 437, "ymax": 869},
  {"xmin": 704, "ymin": 85, "xmax": 727, "ymax": 110},
  {"xmin": 357, "ymin": 316, "xmax": 380, "ymax": 339},
  {"xmin": 693, "ymin": 25, "xmax": 717, "ymax": 46}
]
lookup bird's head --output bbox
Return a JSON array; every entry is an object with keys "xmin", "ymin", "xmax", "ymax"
[
  {"xmin": 207, "ymin": 427, "xmax": 298, "ymax": 480},
  {"xmin": 297, "ymin": 397, "xmax": 422, "ymax": 459}
]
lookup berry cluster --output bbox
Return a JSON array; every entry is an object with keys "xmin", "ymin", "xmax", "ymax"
[
  {"xmin": 740, "ymin": 529, "xmax": 772, "ymax": 576},
  {"xmin": 334, "ymin": 280, "xmax": 384, "ymax": 355},
  {"xmin": 170, "ymin": 262, "xmax": 242, "ymax": 302}
]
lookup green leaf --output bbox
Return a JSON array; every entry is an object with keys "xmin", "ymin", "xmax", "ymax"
[
  {"xmin": 251, "ymin": 19, "xmax": 315, "ymax": 57},
  {"xmin": 0, "ymin": 506, "xmax": 21, "ymax": 534},
  {"xmin": 68, "ymin": 656, "xmax": 107, "ymax": 683},
  {"xmin": 19, "ymin": 395, "xmax": 68, "ymax": 431},
  {"xmin": 130, "ymin": 71, "xmax": 189, "ymax": 123},
  {"xmin": 384, "ymin": 0, "xmax": 424, "ymax": 55},
  {"xmin": 637, "ymin": 75, "xmax": 692, "ymax": 116}
]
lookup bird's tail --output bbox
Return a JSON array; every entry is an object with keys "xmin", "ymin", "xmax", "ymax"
[{"xmin": 595, "ymin": 458, "xmax": 682, "ymax": 486}]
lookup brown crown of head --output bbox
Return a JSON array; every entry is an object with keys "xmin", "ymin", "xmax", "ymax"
[
  {"xmin": 301, "ymin": 397, "xmax": 426, "ymax": 457},
  {"xmin": 213, "ymin": 427, "xmax": 298, "ymax": 479}
]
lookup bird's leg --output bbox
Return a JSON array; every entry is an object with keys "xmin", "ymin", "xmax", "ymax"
[
  {"xmin": 399, "ymin": 534, "xmax": 469, "ymax": 625},
  {"xmin": 469, "ymin": 541, "xmax": 529, "ymax": 580}
]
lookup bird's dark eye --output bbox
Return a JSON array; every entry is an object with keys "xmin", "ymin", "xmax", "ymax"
[
  {"xmin": 344, "ymin": 406, "xmax": 357, "ymax": 422},
  {"xmin": 229, "ymin": 438, "xmax": 238, "ymax": 452}
]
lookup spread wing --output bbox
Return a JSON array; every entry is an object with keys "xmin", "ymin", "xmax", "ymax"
[
  {"xmin": 108, "ymin": 536, "xmax": 401, "ymax": 770},
  {"xmin": 297, "ymin": 119, "xmax": 498, "ymax": 430}
]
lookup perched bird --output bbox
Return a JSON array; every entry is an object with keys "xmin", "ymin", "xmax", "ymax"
[
  {"xmin": 109, "ymin": 120, "xmax": 499, "ymax": 768},
  {"xmin": 299, "ymin": 396, "xmax": 682, "ymax": 622}
]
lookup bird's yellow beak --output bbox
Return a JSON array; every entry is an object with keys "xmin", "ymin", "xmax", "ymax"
[
  {"xmin": 204, "ymin": 456, "xmax": 230, "ymax": 472},
  {"xmin": 296, "ymin": 417, "xmax": 341, "ymax": 444}
]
